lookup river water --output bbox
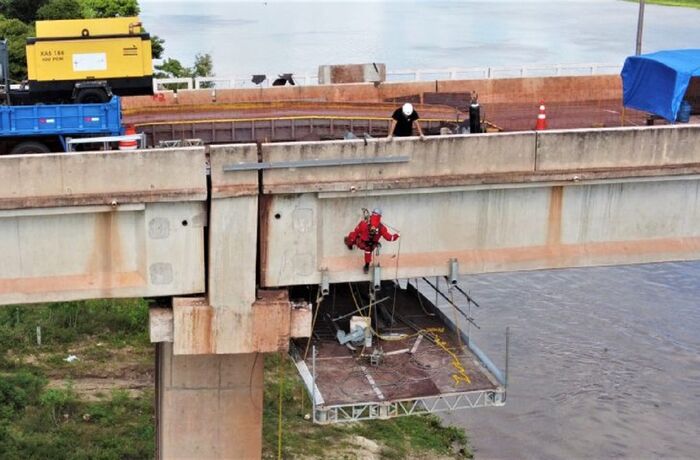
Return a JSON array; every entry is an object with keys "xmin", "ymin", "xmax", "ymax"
[
  {"xmin": 445, "ymin": 262, "xmax": 700, "ymax": 459},
  {"xmin": 140, "ymin": 0, "xmax": 700, "ymax": 77}
]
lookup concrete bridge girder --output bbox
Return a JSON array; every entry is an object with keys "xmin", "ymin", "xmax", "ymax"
[
  {"xmin": 257, "ymin": 126, "xmax": 700, "ymax": 287},
  {"xmin": 260, "ymin": 178, "xmax": 700, "ymax": 287},
  {"xmin": 0, "ymin": 149, "xmax": 207, "ymax": 306}
]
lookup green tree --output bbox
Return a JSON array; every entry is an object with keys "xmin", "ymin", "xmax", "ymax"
[
  {"xmin": 154, "ymin": 53, "xmax": 214, "ymax": 79},
  {"xmin": 154, "ymin": 57, "xmax": 190, "ymax": 79},
  {"xmin": 0, "ymin": 16, "xmax": 33, "ymax": 81},
  {"xmin": 37, "ymin": 0, "xmax": 83, "ymax": 20},
  {"xmin": 193, "ymin": 53, "xmax": 214, "ymax": 79},
  {"xmin": 0, "ymin": 0, "xmax": 48, "ymax": 23},
  {"xmin": 154, "ymin": 53, "xmax": 215, "ymax": 89},
  {"xmin": 150, "ymin": 34, "xmax": 164, "ymax": 60},
  {"xmin": 79, "ymin": 0, "xmax": 139, "ymax": 18}
]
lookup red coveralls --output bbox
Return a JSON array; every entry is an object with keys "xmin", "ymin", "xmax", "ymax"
[{"xmin": 345, "ymin": 214, "xmax": 399, "ymax": 265}]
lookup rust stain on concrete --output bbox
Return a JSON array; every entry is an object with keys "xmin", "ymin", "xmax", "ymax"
[
  {"xmin": 330, "ymin": 66, "xmax": 365, "ymax": 84},
  {"xmin": 170, "ymin": 291, "xmax": 293, "ymax": 354},
  {"xmin": 547, "ymin": 186, "xmax": 564, "ymax": 246},
  {"xmin": 0, "ymin": 271, "xmax": 145, "ymax": 295},
  {"xmin": 320, "ymin": 236, "xmax": 700, "ymax": 275},
  {"xmin": 258, "ymin": 196, "xmax": 273, "ymax": 287},
  {"xmin": 252, "ymin": 290, "xmax": 291, "ymax": 352},
  {"xmin": 86, "ymin": 212, "xmax": 125, "ymax": 297},
  {"xmin": 173, "ymin": 297, "xmax": 214, "ymax": 355}
]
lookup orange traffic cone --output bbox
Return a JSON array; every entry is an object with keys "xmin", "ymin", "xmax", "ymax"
[
  {"xmin": 119, "ymin": 125, "xmax": 138, "ymax": 150},
  {"xmin": 535, "ymin": 100, "xmax": 547, "ymax": 130}
]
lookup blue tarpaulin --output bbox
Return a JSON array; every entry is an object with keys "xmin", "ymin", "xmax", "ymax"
[{"xmin": 621, "ymin": 49, "xmax": 700, "ymax": 121}]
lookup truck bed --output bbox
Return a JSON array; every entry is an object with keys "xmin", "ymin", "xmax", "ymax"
[{"xmin": 0, "ymin": 97, "xmax": 122, "ymax": 138}]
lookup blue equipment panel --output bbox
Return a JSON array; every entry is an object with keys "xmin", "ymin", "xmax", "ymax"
[{"xmin": 0, "ymin": 97, "xmax": 122, "ymax": 137}]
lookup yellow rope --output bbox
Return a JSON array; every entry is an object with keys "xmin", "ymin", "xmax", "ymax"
[
  {"xmin": 432, "ymin": 334, "xmax": 472, "ymax": 385},
  {"xmin": 277, "ymin": 353, "xmax": 284, "ymax": 459},
  {"xmin": 346, "ymin": 280, "xmax": 470, "ymax": 385},
  {"xmin": 424, "ymin": 329, "xmax": 471, "ymax": 385}
]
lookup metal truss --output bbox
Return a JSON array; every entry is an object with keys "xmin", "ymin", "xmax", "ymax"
[{"xmin": 313, "ymin": 389, "xmax": 506, "ymax": 425}]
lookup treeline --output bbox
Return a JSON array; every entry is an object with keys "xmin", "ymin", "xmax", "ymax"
[{"xmin": 0, "ymin": 0, "xmax": 212, "ymax": 84}]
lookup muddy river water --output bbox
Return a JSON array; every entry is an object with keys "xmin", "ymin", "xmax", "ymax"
[
  {"xmin": 141, "ymin": 0, "xmax": 700, "ymax": 78},
  {"xmin": 442, "ymin": 262, "xmax": 700, "ymax": 459}
]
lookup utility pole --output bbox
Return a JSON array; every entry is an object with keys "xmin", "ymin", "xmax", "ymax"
[{"xmin": 635, "ymin": 0, "xmax": 645, "ymax": 55}]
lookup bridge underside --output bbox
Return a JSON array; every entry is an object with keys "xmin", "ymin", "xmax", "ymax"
[{"xmin": 292, "ymin": 281, "xmax": 504, "ymax": 425}]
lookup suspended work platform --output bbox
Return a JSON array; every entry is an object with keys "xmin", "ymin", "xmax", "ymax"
[{"xmin": 290, "ymin": 279, "xmax": 507, "ymax": 424}]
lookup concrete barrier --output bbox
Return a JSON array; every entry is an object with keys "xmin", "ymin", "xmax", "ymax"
[
  {"xmin": 536, "ymin": 125, "xmax": 700, "ymax": 171},
  {"xmin": 0, "ymin": 148, "xmax": 207, "ymax": 210},
  {"xmin": 260, "ymin": 132, "xmax": 537, "ymax": 194}
]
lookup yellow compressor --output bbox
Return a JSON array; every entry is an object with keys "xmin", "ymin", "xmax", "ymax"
[{"xmin": 23, "ymin": 17, "xmax": 153, "ymax": 103}]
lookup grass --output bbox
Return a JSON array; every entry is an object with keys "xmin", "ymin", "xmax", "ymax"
[
  {"xmin": 0, "ymin": 300, "xmax": 155, "ymax": 459},
  {"xmin": 1, "ymin": 301, "xmax": 471, "ymax": 459},
  {"xmin": 0, "ymin": 299, "xmax": 150, "ymax": 354},
  {"xmin": 0, "ymin": 370, "xmax": 155, "ymax": 460},
  {"xmin": 625, "ymin": 0, "xmax": 700, "ymax": 8}
]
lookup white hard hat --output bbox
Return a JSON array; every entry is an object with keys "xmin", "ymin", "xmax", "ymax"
[
  {"xmin": 402, "ymin": 103, "xmax": 414, "ymax": 116},
  {"xmin": 372, "ymin": 207, "xmax": 382, "ymax": 216}
]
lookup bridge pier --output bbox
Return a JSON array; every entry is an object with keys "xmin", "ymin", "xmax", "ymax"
[{"xmin": 157, "ymin": 343, "xmax": 263, "ymax": 459}]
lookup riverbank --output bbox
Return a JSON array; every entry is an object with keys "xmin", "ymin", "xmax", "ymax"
[
  {"xmin": 626, "ymin": 0, "xmax": 700, "ymax": 8},
  {"xmin": 0, "ymin": 300, "xmax": 470, "ymax": 459}
]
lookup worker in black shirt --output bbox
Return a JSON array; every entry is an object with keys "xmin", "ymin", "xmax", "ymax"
[{"xmin": 387, "ymin": 103, "xmax": 425, "ymax": 140}]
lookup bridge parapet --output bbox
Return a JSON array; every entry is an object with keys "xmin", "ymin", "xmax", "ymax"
[
  {"xmin": 260, "ymin": 133, "xmax": 537, "ymax": 194},
  {"xmin": 537, "ymin": 125, "xmax": 700, "ymax": 171}
]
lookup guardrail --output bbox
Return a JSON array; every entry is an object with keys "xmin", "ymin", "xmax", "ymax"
[
  {"xmin": 153, "ymin": 77, "xmax": 193, "ymax": 92},
  {"xmin": 153, "ymin": 63, "xmax": 622, "ymax": 92}
]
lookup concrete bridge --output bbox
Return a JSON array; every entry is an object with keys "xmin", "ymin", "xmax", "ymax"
[{"xmin": 2, "ymin": 123, "xmax": 700, "ymax": 458}]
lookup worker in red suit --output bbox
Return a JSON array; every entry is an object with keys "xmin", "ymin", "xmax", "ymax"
[{"xmin": 344, "ymin": 208, "xmax": 399, "ymax": 273}]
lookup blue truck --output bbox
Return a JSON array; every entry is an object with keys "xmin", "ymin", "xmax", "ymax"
[
  {"xmin": 0, "ymin": 96, "xmax": 123, "ymax": 154},
  {"xmin": 1, "ymin": 38, "xmax": 128, "ymax": 154}
]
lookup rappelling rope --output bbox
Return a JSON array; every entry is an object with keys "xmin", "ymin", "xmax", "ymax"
[
  {"xmin": 382, "ymin": 223, "xmax": 402, "ymax": 331},
  {"xmin": 390, "ymin": 234, "xmax": 402, "ymax": 331},
  {"xmin": 449, "ymin": 285, "xmax": 462, "ymax": 350},
  {"xmin": 303, "ymin": 289, "xmax": 325, "ymax": 361}
]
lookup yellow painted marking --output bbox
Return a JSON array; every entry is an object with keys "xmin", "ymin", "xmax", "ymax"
[{"xmin": 134, "ymin": 115, "xmax": 455, "ymax": 127}]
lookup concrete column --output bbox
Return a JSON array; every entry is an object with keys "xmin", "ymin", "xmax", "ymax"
[{"xmin": 157, "ymin": 343, "xmax": 264, "ymax": 459}]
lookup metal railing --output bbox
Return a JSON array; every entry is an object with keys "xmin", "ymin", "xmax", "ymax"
[{"xmin": 153, "ymin": 63, "xmax": 622, "ymax": 92}]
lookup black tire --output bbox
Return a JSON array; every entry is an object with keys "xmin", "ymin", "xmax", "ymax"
[
  {"xmin": 10, "ymin": 141, "xmax": 51, "ymax": 154},
  {"xmin": 75, "ymin": 88, "xmax": 109, "ymax": 104}
]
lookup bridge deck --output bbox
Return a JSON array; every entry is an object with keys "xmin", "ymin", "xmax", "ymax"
[{"xmin": 291, "ymin": 282, "xmax": 504, "ymax": 423}]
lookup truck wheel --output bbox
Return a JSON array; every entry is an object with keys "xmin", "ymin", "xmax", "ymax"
[
  {"xmin": 76, "ymin": 88, "xmax": 109, "ymax": 104},
  {"xmin": 10, "ymin": 141, "xmax": 51, "ymax": 154}
]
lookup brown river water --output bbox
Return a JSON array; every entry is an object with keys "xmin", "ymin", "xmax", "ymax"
[{"xmin": 441, "ymin": 262, "xmax": 700, "ymax": 459}]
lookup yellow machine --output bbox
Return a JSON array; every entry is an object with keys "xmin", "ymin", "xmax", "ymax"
[{"xmin": 23, "ymin": 17, "xmax": 153, "ymax": 103}]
